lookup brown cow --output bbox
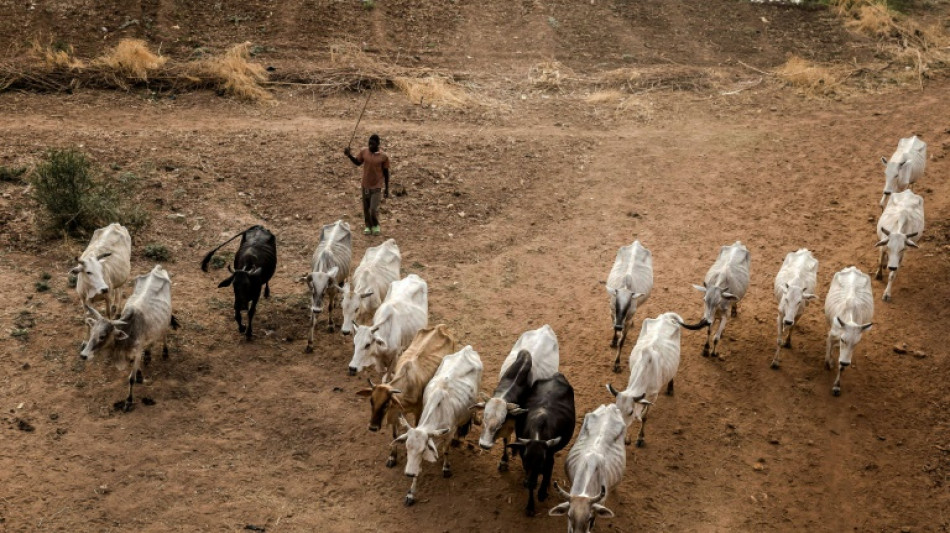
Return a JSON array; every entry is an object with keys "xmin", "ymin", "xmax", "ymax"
[{"xmin": 356, "ymin": 324, "xmax": 458, "ymax": 467}]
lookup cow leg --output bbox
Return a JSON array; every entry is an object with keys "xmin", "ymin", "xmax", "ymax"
[
  {"xmin": 636, "ymin": 406, "xmax": 651, "ymax": 448},
  {"xmin": 832, "ymin": 364, "xmax": 845, "ymax": 396},
  {"xmin": 162, "ymin": 332, "xmax": 170, "ymax": 360},
  {"xmin": 245, "ymin": 298, "xmax": 257, "ymax": 340},
  {"xmin": 711, "ymin": 314, "xmax": 729, "ymax": 357},
  {"xmin": 538, "ymin": 453, "xmax": 555, "ymax": 503},
  {"xmin": 405, "ymin": 475, "xmax": 419, "ymax": 506},
  {"xmin": 442, "ymin": 442, "xmax": 452, "ymax": 478},
  {"xmin": 883, "ymin": 270, "xmax": 897, "ymax": 302},
  {"xmin": 235, "ymin": 309, "xmax": 245, "ymax": 334},
  {"xmin": 771, "ymin": 314, "xmax": 783, "ymax": 369},
  {"xmin": 613, "ymin": 325, "xmax": 627, "ymax": 373},
  {"xmin": 666, "ymin": 378, "xmax": 674, "ymax": 396},
  {"xmin": 264, "ymin": 282, "xmax": 270, "ymax": 299},
  {"xmin": 874, "ymin": 247, "xmax": 887, "ymax": 280},
  {"xmin": 702, "ymin": 323, "xmax": 712, "ymax": 357},
  {"xmin": 387, "ymin": 423, "xmax": 399, "ymax": 468},
  {"xmin": 499, "ymin": 435, "xmax": 510, "ymax": 472},
  {"xmin": 731, "ymin": 302, "xmax": 739, "ymax": 318},
  {"xmin": 122, "ymin": 352, "xmax": 144, "ymax": 412},
  {"xmin": 305, "ymin": 311, "xmax": 316, "ymax": 353},
  {"xmin": 525, "ymin": 470, "xmax": 537, "ymax": 517},
  {"xmin": 783, "ymin": 322, "xmax": 794, "ymax": 348},
  {"xmin": 610, "ymin": 328, "xmax": 618, "ymax": 349},
  {"xmin": 825, "ymin": 332, "xmax": 835, "ymax": 370}
]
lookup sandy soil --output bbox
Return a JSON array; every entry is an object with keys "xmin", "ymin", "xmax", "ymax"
[{"xmin": 1, "ymin": 1, "xmax": 949, "ymax": 532}]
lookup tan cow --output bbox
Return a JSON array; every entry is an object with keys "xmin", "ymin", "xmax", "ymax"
[{"xmin": 356, "ymin": 324, "xmax": 458, "ymax": 468}]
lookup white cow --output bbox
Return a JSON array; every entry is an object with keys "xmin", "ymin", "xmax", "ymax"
[
  {"xmin": 340, "ymin": 238, "xmax": 401, "ymax": 335},
  {"xmin": 824, "ymin": 267, "xmax": 874, "ymax": 396},
  {"xmin": 771, "ymin": 248, "xmax": 819, "ymax": 369},
  {"xmin": 348, "ymin": 274, "xmax": 428, "ymax": 378},
  {"xmin": 691, "ymin": 241, "xmax": 750, "ymax": 358},
  {"xmin": 548, "ymin": 404, "xmax": 626, "ymax": 532},
  {"xmin": 476, "ymin": 324, "xmax": 559, "ymax": 470},
  {"xmin": 393, "ymin": 345, "xmax": 483, "ymax": 506},
  {"xmin": 80, "ymin": 265, "xmax": 178, "ymax": 412},
  {"xmin": 880, "ymin": 135, "xmax": 926, "ymax": 208},
  {"xmin": 71, "ymin": 223, "xmax": 131, "ymax": 320},
  {"xmin": 299, "ymin": 220, "xmax": 352, "ymax": 352},
  {"xmin": 875, "ymin": 190, "xmax": 924, "ymax": 302},
  {"xmin": 606, "ymin": 312, "xmax": 686, "ymax": 448},
  {"xmin": 606, "ymin": 240, "xmax": 653, "ymax": 373}
]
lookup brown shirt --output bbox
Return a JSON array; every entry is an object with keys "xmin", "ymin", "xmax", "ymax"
[{"xmin": 356, "ymin": 147, "xmax": 390, "ymax": 189}]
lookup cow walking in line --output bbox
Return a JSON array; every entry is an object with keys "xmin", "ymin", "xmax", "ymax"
[
  {"xmin": 201, "ymin": 225, "xmax": 277, "ymax": 340},
  {"xmin": 299, "ymin": 220, "xmax": 352, "ymax": 352},
  {"xmin": 824, "ymin": 267, "xmax": 874, "ymax": 396},
  {"xmin": 690, "ymin": 241, "xmax": 750, "ymax": 357},
  {"xmin": 340, "ymin": 238, "xmax": 401, "ymax": 335},
  {"xmin": 771, "ymin": 249, "xmax": 818, "ymax": 369},
  {"xmin": 71, "ymin": 222, "xmax": 131, "ymax": 321},
  {"xmin": 606, "ymin": 240, "xmax": 653, "ymax": 373},
  {"xmin": 880, "ymin": 135, "xmax": 926, "ymax": 208},
  {"xmin": 875, "ymin": 189, "xmax": 924, "ymax": 302}
]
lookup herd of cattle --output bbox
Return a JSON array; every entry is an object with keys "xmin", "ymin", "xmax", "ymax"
[{"xmin": 66, "ymin": 135, "xmax": 928, "ymax": 530}]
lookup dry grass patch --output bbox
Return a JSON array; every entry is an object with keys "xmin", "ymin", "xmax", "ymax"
[
  {"xmin": 30, "ymin": 41, "xmax": 84, "ymax": 70},
  {"xmin": 392, "ymin": 76, "xmax": 476, "ymax": 108},
  {"xmin": 189, "ymin": 42, "xmax": 272, "ymax": 102},
  {"xmin": 94, "ymin": 39, "xmax": 166, "ymax": 80},
  {"xmin": 528, "ymin": 61, "xmax": 574, "ymax": 91},
  {"xmin": 774, "ymin": 56, "xmax": 845, "ymax": 97},
  {"xmin": 584, "ymin": 89, "xmax": 626, "ymax": 104}
]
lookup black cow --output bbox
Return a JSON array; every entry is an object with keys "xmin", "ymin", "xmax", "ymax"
[
  {"xmin": 509, "ymin": 372, "xmax": 576, "ymax": 517},
  {"xmin": 201, "ymin": 225, "xmax": 276, "ymax": 340},
  {"xmin": 475, "ymin": 349, "xmax": 533, "ymax": 472}
]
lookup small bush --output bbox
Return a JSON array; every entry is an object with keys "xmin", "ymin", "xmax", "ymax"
[
  {"xmin": 41, "ymin": 272, "xmax": 52, "ymax": 280},
  {"xmin": 11, "ymin": 328, "xmax": 29, "ymax": 339},
  {"xmin": 0, "ymin": 165, "xmax": 28, "ymax": 183},
  {"xmin": 144, "ymin": 243, "xmax": 171, "ymax": 262},
  {"xmin": 31, "ymin": 148, "xmax": 149, "ymax": 237},
  {"xmin": 210, "ymin": 255, "xmax": 228, "ymax": 269},
  {"xmin": 68, "ymin": 274, "xmax": 78, "ymax": 288},
  {"xmin": 35, "ymin": 281, "xmax": 50, "ymax": 292}
]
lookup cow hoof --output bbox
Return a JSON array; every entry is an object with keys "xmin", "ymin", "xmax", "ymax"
[
  {"xmin": 624, "ymin": 436, "xmax": 632, "ymax": 446},
  {"xmin": 636, "ymin": 439, "xmax": 645, "ymax": 448},
  {"xmin": 442, "ymin": 469, "xmax": 452, "ymax": 478},
  {"xmin": 523, "ymin": 478, "xmax": 530, "ymax": 488},
  {"xmin": 610, "ymin": 339, "xmax": 617, "ymax": 349},
  {"xmin": 538, "ymin": 490, "xmax": 548, "ymax": 502},
  {"xmin": 135, "ymin": 370, "xmax": 144, "ymax": 384},
  {"xmin": 326, "ymin": 325, "xmax": 335, "ymax": 333},
  {"xmin": 405, "ymin": 495, "xmax": 415, "ymax": 507},
  {"xmin": 782, "ymin": 339, "xmax": 792, "ymax": 348},
  {"xmin": 114, "ymin": 399, "xmax": 134, "ymax": 413},
  {"xmin": 386, "ymin": 457, "xmax": 397, "ymax": 468},
  {"xmin": 525, "ymin": 507, "xmax": 536, "ymax": 517},
  {"xmin": 711, "ymin": 352, "xmax": 719, "ymax": 359},
  {"xmin": 770, "ymin": 361, "xmax": 780, "ymax": 370},
  {"xmin": 238, "ymin": 325, "xmax": 247, "ymax": 334},
  {"xmin": 141, "ymin": 397, "xmax": 156, "ymax": 406},
  {"xmin": 875, "ymin": 272, "xmax": 883, "ymax": 281},
  {"xmin": 825, "ymin": 361, "xmax": 832, "ymax": 371},
  {"xmin": 304, "ymin": 345, "xmax": 314, "ymax": 354},
  {"xmin": 882, "ymin": 294, "xmax": 891, "ymax": 303},
  {"xmin": 612, "ymin": 364, "xmax": 621, "ymax": 374},
  {"xmin": 832, "ymin": 387, "xmax": 841, "ymax": 397},
  {"xmin": 498, "ymin": 461, "xmax": 509, "ymax": 472},
  {"xmin": 701, "ymin": 347, "xmax": 710, "ymax": 358},
  {"xmin": 162, "ymin": 346, "xmax": 169, "ymax": 359}
]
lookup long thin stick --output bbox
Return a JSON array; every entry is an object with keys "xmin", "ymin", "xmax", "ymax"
[{"xmin": 348, "ymin": 90, "xmax": 372, "ymax": 150}]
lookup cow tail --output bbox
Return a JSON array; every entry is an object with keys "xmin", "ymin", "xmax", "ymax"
[
  {"xmin": 170, "ymin": 315, "xmax": 181, "ymax": 330},
  {"xmin": 200, "ymin": 227, "xmax": 251, "ymax": 272}
]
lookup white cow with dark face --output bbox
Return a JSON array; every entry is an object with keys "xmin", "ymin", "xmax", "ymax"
[
  {"xmin": 880, "ymin": 135, "xmax": 926, "ymax": 208},
  {"xmin": 299, "ymin": 220, "xmax": 352, "ymax": 352},
  {"xmin": 824, "ymin": 267, "xmax": 874, "ymax": 396},
  {"xmin": 340, "ymin": 238, "xmax": 401, "ymax": 335},
  {"xmin": 690, "ymin": 241, "xmax": 750, "ymax": 358},
  {"xmin": 548, "ymin": 404, "xmax": 626, "ymax": 533},
  {"xmin": 606, "ymin": 240, "xmax": 653, "ymax": 373},
  {"xmin": 348, "ymin": 274, "xmax": 428, "ymax": 379},
  {"xmin": 875, "ymin": 190, "xmax": 924, "ymax": 302},
  {"xmin": 393, "ymin": 346, "xmax": 482, "ymax": 506},
  {"xmin": 71, "ymin": 223, "xmax": 131, "ymax": 321},
  {"xmin": 771, "ymin": 248, "xmax": 818, "ymax": 369}
]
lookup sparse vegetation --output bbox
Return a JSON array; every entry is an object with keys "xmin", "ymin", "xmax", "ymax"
[
  {"xmin": 30, "ymin": 148, "xmax": 149, "ymax": 237},
  {"xmin": 210, "ymin": 255, "xmax": 229, "ymax": 270},
  {"xmin": 774, "ymin": 56, "xmax": 845, "ymax": 97},
  {"xmin": 94, "ymin": 39, "xmax": 167, "ymax": 81},
  {"xmin": 35, "ymin": 281, "xmax": 50, "ymax": 292},
  {"xmin": 144, "ymin": 243, "xmax": 172, "ymax": 262},
  {"xmin": 0, "ymin": 165, "xmax": 28, "ymax": 183}
]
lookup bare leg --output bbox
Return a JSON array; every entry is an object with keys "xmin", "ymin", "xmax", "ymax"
[
  {"xmin": 636, "ymin": 406, "xmax": 651, "ymax": 448},
  {"xmin": 876, "ymin": 248, "xmax": 886, "ymax": 280},
  {"xmin": 702, "ymin": 323, "xmax": 712, "ymax": 357},
  {"xmin": 883, "ymin": 270, "xmax": 897, "ymax": 302},
  {"xmin": 405, "ymin": 475, "xmax": 419, "ymax": 506},
  {"xmin": 264, "ymin": 282, "xmax": 270, "ymax": 299},
  {"xmin": 387, "ymin": 423, "xmax": 398, "ymax": 468},
  {"xmin": 610, "ymin": 328, "xmax": 619, "ymax": 349},
  {"xmin": 833, "ymin": 364, "xmax": 845, "ymax": 396},
  {"xmin": 499, "ymin": 436, "xmax": 510, "ymax": 472},
  {"xmin": 666, "ymin": 379, "xmax": 674, "ymax": 396},
  {"xmin": 305, "ymin": 311, "xmax": 316, "ymax": 353},
  {"xmin": 245, "ymin": 298, "xmax": 258, "ymax": 340},
  {"xmin": 122, "ymin": 352, "xmax": 144, "ymax": 412},
  {"xmin": 326, "ymin": 292, "xmax": 336, "ymax": 332}
]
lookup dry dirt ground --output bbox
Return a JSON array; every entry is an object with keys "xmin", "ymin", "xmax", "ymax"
[{"xmin": 1, "ymin": 1, "xmax": 949, "ymax": 532}]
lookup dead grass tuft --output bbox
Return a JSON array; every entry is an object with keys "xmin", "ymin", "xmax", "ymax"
[
  {"xmin": 94, "ymin": 39, "xmax": 166, "ymax": 80},
  {"xmin": 774, "ymin": 56, "xmax": 844, "ymax": 97},
  {"xmin": 528, "ymin": 61, "xmax": 574, "ymax": 91},
  {"xmin": 30, "ymin": 41, "xmax": 84, "ymax": 70},
  {"xmin": 392, "ymin": 76, "xmax": 476, "ymax": 108},
  {"xmin": 584, "ymin": 89, "xmax": 626, "ymax": 104},
  {"xmin": 190, "ymin": 42, "xmax": 272, "ymax": 102}
]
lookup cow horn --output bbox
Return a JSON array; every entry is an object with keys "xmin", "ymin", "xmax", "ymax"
[
  {"xmin": 606, "ymin": 383, "xmax": 620, "ymax": 397},
  {"xmin": 906, "ymin": 232, "xmax": 918, "ymax": 239},
  {"xmin": 677, "ymin": 318, "xmax": 709, "ymax": 330},
  {"xmin": 367, "ymin": 378, "xmax": 376, "ymax": 388},
  {"xmin": 881, "ymin": 227, "xmax": 890, "ymax": 236},
  {"xmin": 554, "ymin": 481, "xmax": 571, "ymax": 501},
  {"xmin": 592, "ymin": 485, "xmax": 607, "ymax": 505},
  {"xmin": 389, "ymin": 388, "xmax": 402, "ymax": 395},
  {"xmin": 83, "ymin": 304, "xmax": 103, "ymax": 320},
  {"xmin": 632, "ymin": 393, "xmax": 645, "ymax": 402},
  {"xmin": 227, "ymin": 264, "xmax": 234, "ymax": 273}
]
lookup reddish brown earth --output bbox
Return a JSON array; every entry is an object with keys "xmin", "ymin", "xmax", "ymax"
[{"xmin": 1, "ymin": 1, "xmax": 949, "ymax": 532}]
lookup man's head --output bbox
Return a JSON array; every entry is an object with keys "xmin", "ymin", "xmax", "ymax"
[{"xmin": 369, "ymin": 134, "xmax": 380, "ymax": 153}]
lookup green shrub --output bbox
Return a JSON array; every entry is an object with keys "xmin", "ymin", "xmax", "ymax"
[
  {"xmin": 30, "ymin": 148, "xmax": 150, "ymax": 237},
  {"xmin": 0, "ymin": 165, "xmax": 27, "ymax": 183},
  {"xmin": 35, "ymin": 281, "xmax": 50, "ymax": 292},
  {"xmin": 144, "ymin": 243, "xmax": 171, "ymax": 262}
]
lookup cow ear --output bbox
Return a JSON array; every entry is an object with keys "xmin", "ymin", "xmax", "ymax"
[
  {"xmin": 85, "ymin": 317, "xmax": 97, "ymax": 327},
  {"xmin": 544, "ymin": 436, "xmax": 561, "ymax": 448},
  {"xmin": 803, "ymin": 293, "xmax": 817, "ymax": 300},
  {"xmin": 70, "ymin": 265, "xmax": 82, "ymax": 274},
  {"xmin": 692, "ymin": 284, "xmax": 706, "ymax": 293},
  {"xmin": 326, "ymin": 266, "xmax": 339, "ymax": 279},
  {"xmin": 470, "ymin": 402, "xmax": 485, "ymax": 411},
  {"xmin": 509, "ymin": 407, "xmax": 528, "ymax": 416},
  {"xmin": 218, "ymin": 275, "xmax": 234, "ymax": 288},
  {"xmin": 360, "ymin": 289, "xmax": 374, "ymax": 299},
  {"xmin": 906, "ymin": 239, "xmax": 919, "ymax": 249},
  {"xmin": 881, "ymin": 156, "xmax": 888, "ymax": 165},
  {"xmin": 296, "ymin": 274, "xmax": 309, "ymax": 284},
  {"xmin": 835, "ymin": 316, "xmax": 845, "ymax": 328},
  {"xmin": 592, "ymin": 504, "xmax": 615, "ymax": 518},
  {"xmin": 391, "ymin": 433, "xmax": 408, "ymax": 446},
  {"xmin": 114, "ymin": 330, "xmax": 129, "ymax": 341},
  {"xmin": 606, "ymin": 287, "xmax": 617, "ymax": 297},
  {"xmin": 355, "ymin": 388, "xmax": 373, "ymax": 397},
  {"xmin": 548, "ymin": 502, "xmax": 570, "ymax": 516},
  {"xmin": 874, "ymin": 238, "xmax": 889, "ymax": 247},
  {"xmin": 248, "ymin": 267, "xmax": 262, "ymax": 277},
  {"xmin": 430, "ymin": 428, "xmax": 450, "ymax": 437},
  {"xmin": 861, "ymin": 322, "xmax": 873, "ymax": 331},
  {"xmin": 96, "ymin": 252, "xmax": 112, "ymax": 261},
  {"xmin": 723, "ymin": 292, "xmax": 738, "ymax": 300}
]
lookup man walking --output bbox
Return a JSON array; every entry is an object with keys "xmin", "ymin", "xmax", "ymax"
[{"xmin": 344, "ymin": 133, "xmax": 390, "ymax": 236}]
